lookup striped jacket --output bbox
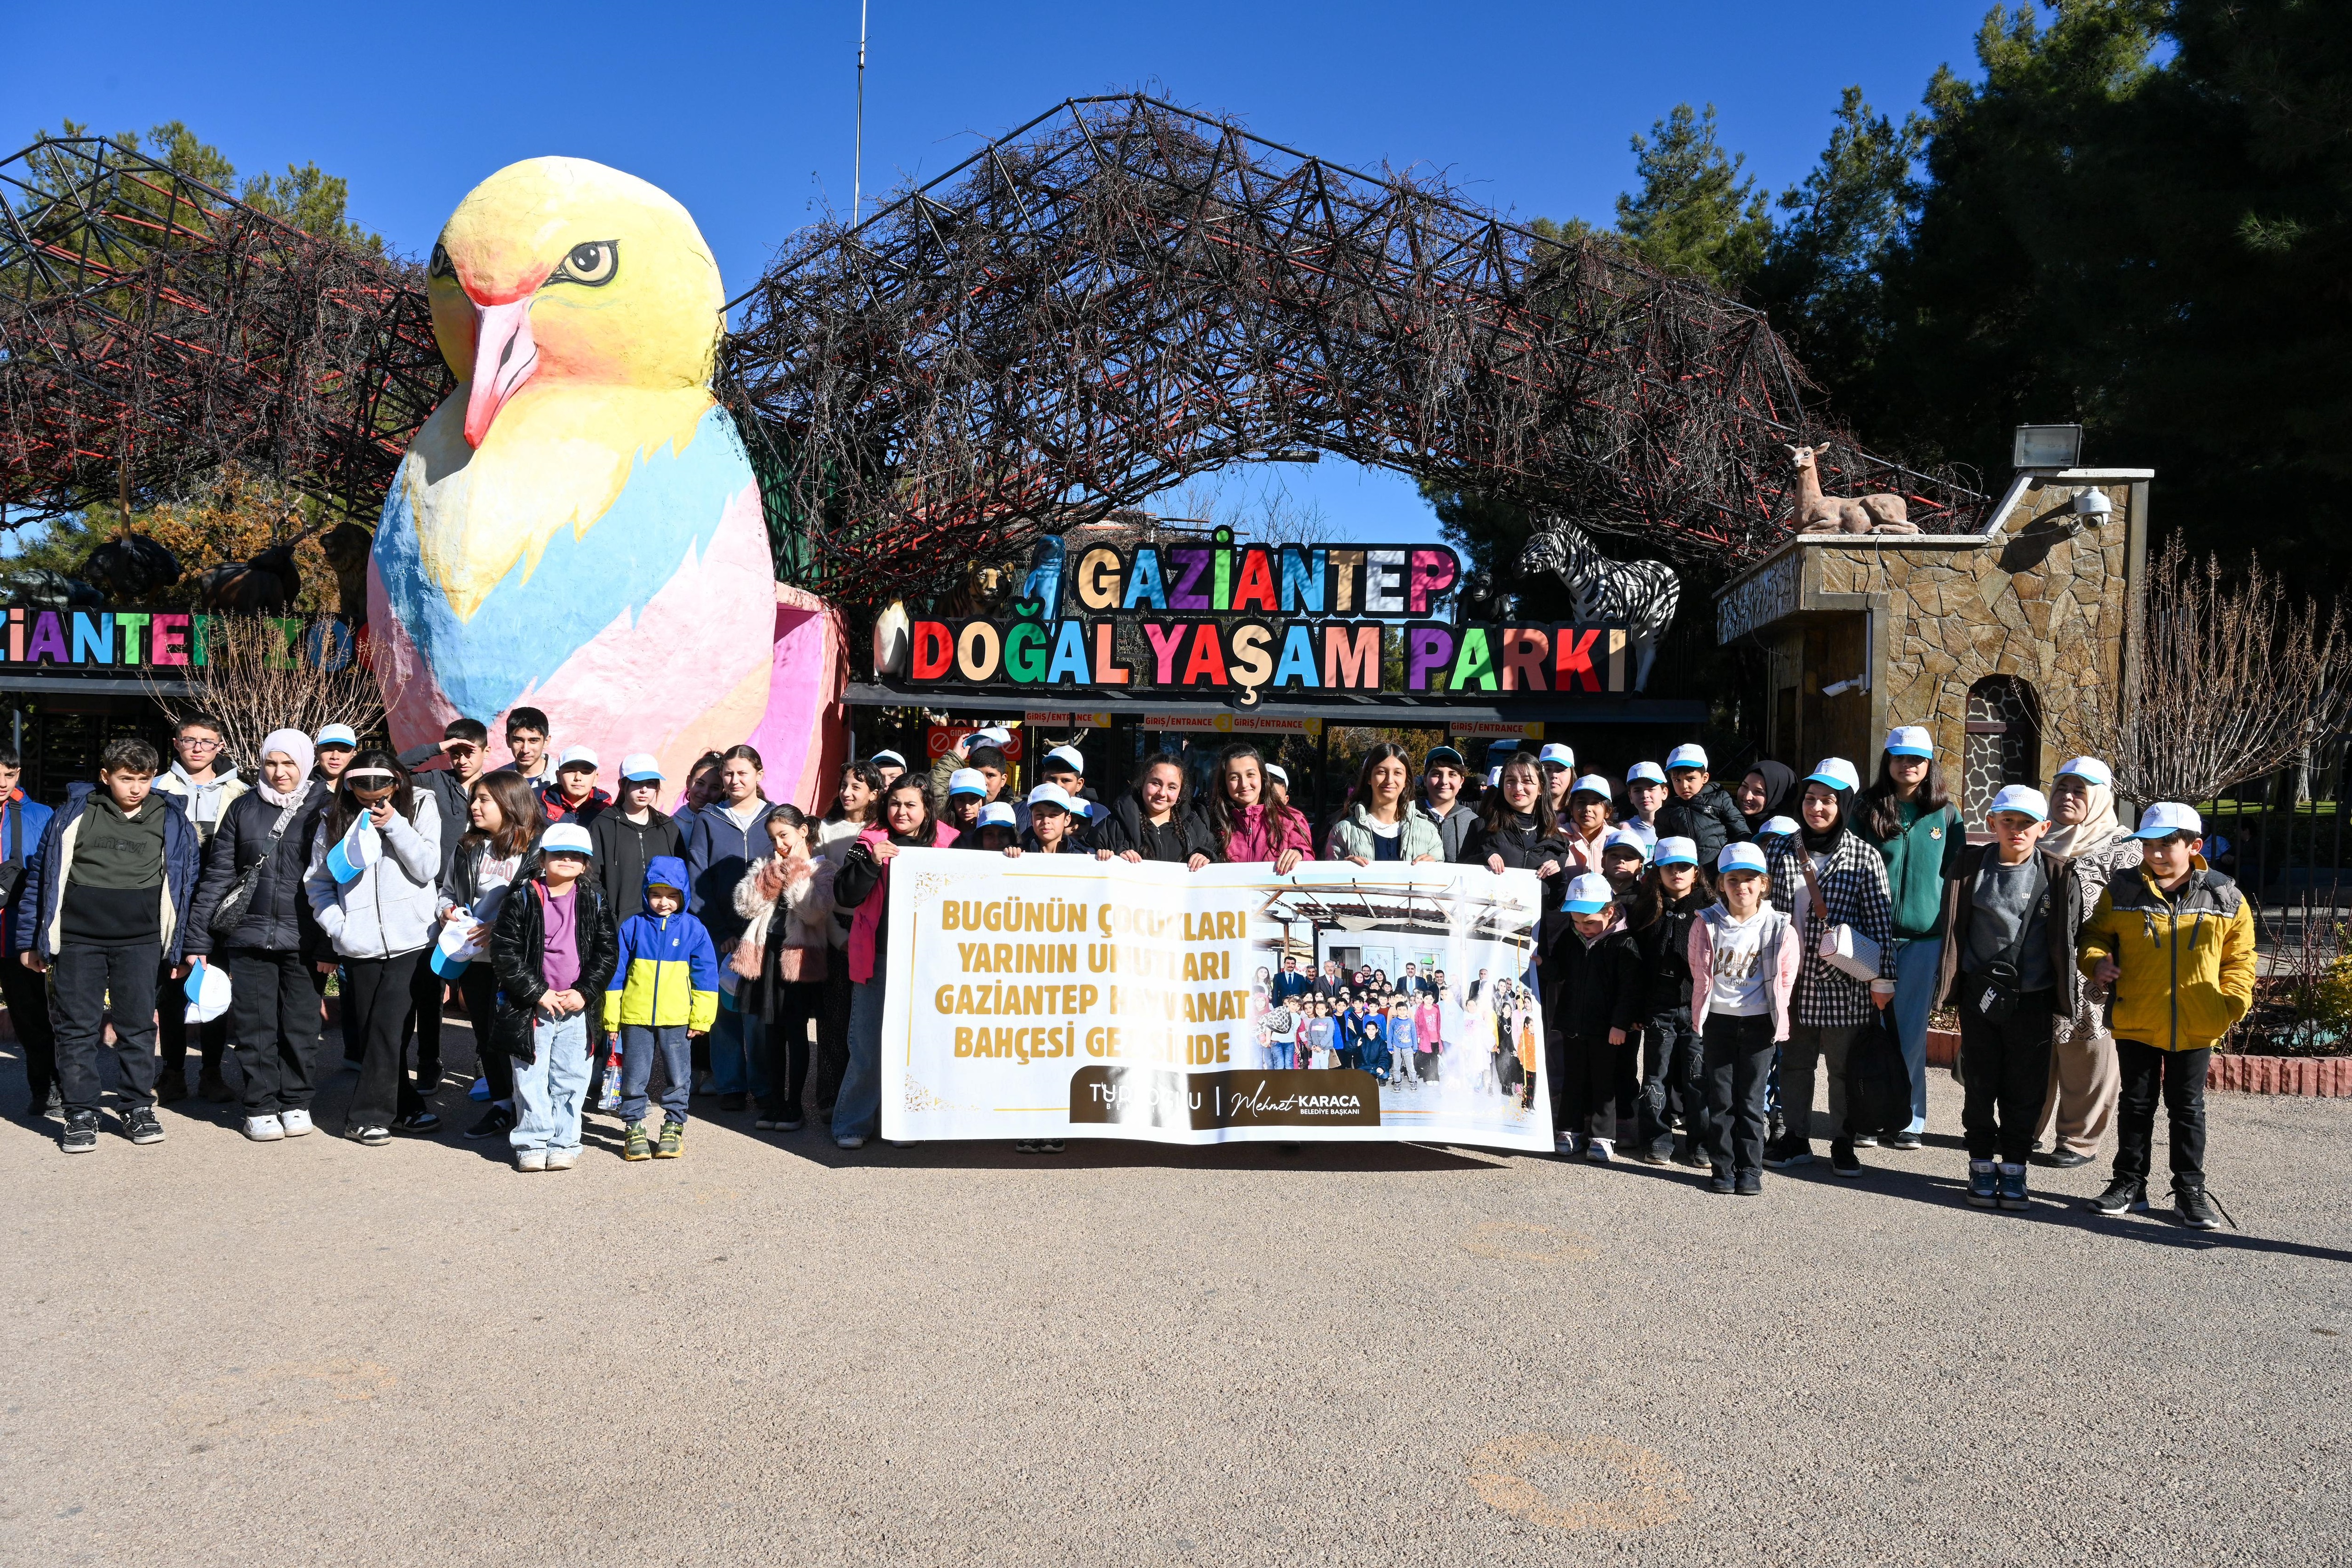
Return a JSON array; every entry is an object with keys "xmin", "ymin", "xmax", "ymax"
[{"xmin": 1766, "ymin": 830, "xmax": 1896, "ymax": 1027}]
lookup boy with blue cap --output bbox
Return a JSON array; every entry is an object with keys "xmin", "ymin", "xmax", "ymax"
[
  {"xmin": 1549, "ymin": 871, "xmax": 1632, "ymax": 1160},
  {"xmin": 944, "ymin": 769, "xmax": 989, "ymax": 836},
  {"xmin": 591, "ymin": 753, "xmax": 685, "ymax": 924},
  {"xmin": 2074, "ymin": 802, "xmax": 2253, "ymax": 1229},
  {"xmin": 1934, "ymin": 785, "xmax": 2078, "ymax": 1211},
  {"xmin": 1654, "ymin": 743, "xmax": 1750, "ymax": 865}
]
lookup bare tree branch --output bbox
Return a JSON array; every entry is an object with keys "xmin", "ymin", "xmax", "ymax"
[{"xmin": 141, "ymin": 615, "xmax": 381, "ymax": 777}]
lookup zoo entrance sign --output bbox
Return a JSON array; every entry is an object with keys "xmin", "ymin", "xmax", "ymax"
[
  {"xmin": 900, "ymin": 534, "xmax": 1640, "ymax": 701},
  {"xmin": 0, "ymin": 607, "xmax": 358, "ymax": 673}
]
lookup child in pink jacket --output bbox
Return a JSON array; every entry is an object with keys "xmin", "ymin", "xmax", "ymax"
[
  {"xmin": 1686, "ymin": 841, "xmax": 1801, "ymax": 1195},
  {"xmin": 1205, "ymin": 744, "xmax": 1313, "ymax": 869}
]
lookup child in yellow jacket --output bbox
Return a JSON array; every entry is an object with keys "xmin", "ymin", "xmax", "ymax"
[
  {"xmin": 2074, "ymin": 804, "xmax": 2253, "ymax": 1229},
  {"xmin": 604, "ymin": 855, "xmax": 719, "ymax": 1161}
]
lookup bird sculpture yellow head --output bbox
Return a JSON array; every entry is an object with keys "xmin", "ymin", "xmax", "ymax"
[
  {"xmin": 426, "ymin": 157, "xmax": 723, "ymax": 447},
  {"xmin": 371, "ymin": 156, "xmax": 813, "ymax": 798}
]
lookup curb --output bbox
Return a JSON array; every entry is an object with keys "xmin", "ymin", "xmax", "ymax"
[{"xmin": 1930, "ymin": 1027, "xmax": 2350, "ymax": 1097}]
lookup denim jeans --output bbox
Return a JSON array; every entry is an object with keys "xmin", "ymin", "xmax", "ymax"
[
  {"xmin": 831, "ymin": 980, "xmax": 886, "ymax": 1140},
  {"xmin": 1889, "ymin": 937, "xmax": 1943, "ymax": 1134},
  {"xmin": 1267, "ymin": 1042, "xmax": 1295, "ymax": 1069},
  {"xmin": 706, "ymin": 1000, "xmax": 767, "ymax": 1098},
  {"xmin": 511, "ymin": 1008, "xmax": 591, "ymax": 1154},
  {"xmin": 619, "ymin": 1023, "xmax": 691, "ymax": 1126}
]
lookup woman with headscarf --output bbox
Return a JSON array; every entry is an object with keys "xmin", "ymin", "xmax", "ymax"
[
  {"xmin": 1856, "ymin": 727, "xmax": 1966, "ymax": 1150},
  {"xmin": 182, "ymin": 729, "xmax": 333, "ymax": 1142},
  {"xmin": 2030, "ymin": 756, "xmax": 2142, "ymax": 1168},
  {"xmin": 1734, "ymin": 760, "xmax": 1800, "ymax": 839},
  {"xmin": 1761, "ymin": 757, "xmax": 1895, "ymax": 1179}
]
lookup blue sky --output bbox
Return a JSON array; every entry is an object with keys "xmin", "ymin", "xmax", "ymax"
[{"xmin": 10, "ymin": 0, "xmax": 1999, "ymax": 545}]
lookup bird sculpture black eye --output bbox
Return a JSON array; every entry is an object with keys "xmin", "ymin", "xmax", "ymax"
[
  {"xmin": 546, "ymin": 239, "xmax": 620, "ymax": 287},
  {"xmin": 428, "ymin": 242, "xmax": 455, "ymax": 279}
]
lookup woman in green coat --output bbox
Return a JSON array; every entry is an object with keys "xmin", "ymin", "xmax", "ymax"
[{"xmin": 1855, "ymin": 726, "xmax": 1965, "ymax": 1148}]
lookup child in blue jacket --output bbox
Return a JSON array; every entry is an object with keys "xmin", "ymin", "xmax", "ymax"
[{"xmin": 604, "ymin": 855, "xmax": 719, "ymax": 1161}]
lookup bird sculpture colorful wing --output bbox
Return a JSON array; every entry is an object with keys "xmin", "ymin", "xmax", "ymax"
[{"xmin": 368, "ymin": 157, "xmax": 798, "ymax": 786}]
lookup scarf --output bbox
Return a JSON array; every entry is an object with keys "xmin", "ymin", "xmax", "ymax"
[
  {"xmin": 257, "ymin": 728, "xmax": 316, "ymax": 808},
  {"xmin": 2044, "ymin": 777, "xmax": 2123, "ymax": 861},
  {"xmin": 1742, "ymin": 761, "xmax": 1798, "ymax": 830},
  {"xmin": 1800, "ymin": 787, "xmax": 1852, "ymax": 855}
]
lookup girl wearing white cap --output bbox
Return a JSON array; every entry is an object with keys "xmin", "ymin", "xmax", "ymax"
[
  {"xmin": 302, "ymin": 750, "xmax": 444, "ymax": 1145},
  {"xmin": 2029, "ymin": 757, "xmax": 2142, "ymax": 1167},
  {"xmin": 1560, "ymin": 774, "xmax": 1615, "ymax": 877},
  {"xmin": 1761, "ymin": 757, "xmax": 1896, "ymax": 1178},
  {"xmin": 1856, "ymin": 726, "xmax": 1965, "ymax": 1150}
]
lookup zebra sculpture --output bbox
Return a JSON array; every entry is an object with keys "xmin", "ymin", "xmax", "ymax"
[{"xmin": 1516, "ymin": 517, "xmax": 1682, "ymax": 691}]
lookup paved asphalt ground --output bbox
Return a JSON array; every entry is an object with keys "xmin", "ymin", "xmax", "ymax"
[{"xmin": 4, "ymin": 1025, "xmax": 2348, "ymax": 1567}]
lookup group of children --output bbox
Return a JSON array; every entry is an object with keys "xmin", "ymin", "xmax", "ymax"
[{"xmin": 3, "ymin": 710, "xmax": 2254, "ymax": 1226}]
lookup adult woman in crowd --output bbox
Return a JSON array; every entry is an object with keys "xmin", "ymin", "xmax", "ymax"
[
  {"xmin": 1856, "ymin": 727, "xmax": 1964, "ymax": 1150},
  {"xmin": 831, "ymin": 775, "xmax": 958, "ymax": 1149},
  {"xmin": 2033, "ymin": 756, "xmax": 2142, "ymax": 1168},
  {"xmin": 1735, "ymin": 760, "xmax": 1800, "ymax": 839},
  {"xmin": 1095, "ymin": 755, "xmax": 1215, "ymax": 867},
  {"xmin": 1326, "ymin": 742, "xmax": 1442, "ymax": 865},
  {"xmin": 734, "ymin": 804, "xmax": 833, "ymax": 1133},
  {"xmin": 182, "ymin": 729, "xmax": 329, "ymax": 1143},
  {"xmin": 442, "ymin": 772, "xmax": 544, "ymax": 1140},
  {"xmin": 684, "ymin": 744, "xmax": 775, "ymax": 1111},
  {"xmin": 1761, "ymin": 758, "xmax": 1895, "ymax": 1178},
  {"xmin": 1205, "ymin": 743, "xmax": 1311, "ymax": 872},
  {"xmin": 810, "ymin": 760, "xmax": 883, "ymax": 1121},
  {"xmin": 303, "ymin": 749, "xmax": 443, "ymax": 1146}
]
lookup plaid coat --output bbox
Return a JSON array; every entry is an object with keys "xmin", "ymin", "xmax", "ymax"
[{"xmin": 1766, "ymin": 831, "xmax": 1897, "ymax": 1027}]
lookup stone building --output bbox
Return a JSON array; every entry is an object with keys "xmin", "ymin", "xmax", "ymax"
[{"xmin": 1713, "ymin": 466, "xmax": 2150, "ymax": 815}]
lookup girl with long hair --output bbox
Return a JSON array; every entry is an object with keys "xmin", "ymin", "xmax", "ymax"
[
  {"xmin": 441, "ymin": 772, "xmax": 545, "ymax": 1137},
  {"xmin": 830, "ymin": 775, "xmax": 957, "ymax": 1148},
  {"xmin": 1095, "ymin": 755, "xmax": 1215, "ymax": 867},
  {"xmin": 1204, "ymin": 743, "xmax": 1311, "ymax": 872},
  {"xmin": 684, "ymin": 744, "xmax": 775, "ymax": 1111},
  {"xmin": 302, "ymin": 749, "xmax": 444, "ymax": 1145},
  {"xmin": 1326, "ymin": 742, "xmax": 1441, "ymax": 865},
  {"xmin": 734, "ymin": 804, "xmax": 834, "ymax": 1133},
  {"xmin": 1853, "ymin": 729, "xmax": 1964, "ymax": 1150},
  {"xmin": 809, "ymin": 760, "xmax": 884, "ymax": 1118}
]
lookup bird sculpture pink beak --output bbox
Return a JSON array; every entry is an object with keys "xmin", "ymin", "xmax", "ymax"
[{"xmin": 462, "ymin": 297, "xmax": 539, "ymax": 448}]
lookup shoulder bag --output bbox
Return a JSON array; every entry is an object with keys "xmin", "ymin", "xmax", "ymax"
[
  {"xmin": 1965, "ymin": 855, "xmax": 2050, "ymax": 1022},
  {"xmin": 210, "ymin": 794, "xmax": 305, "ymax": 937}
]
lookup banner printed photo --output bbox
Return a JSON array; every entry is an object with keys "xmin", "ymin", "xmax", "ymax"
[{"xmin": 878, "ymin": 852, "xmax": 1551, "ymax": 1150}]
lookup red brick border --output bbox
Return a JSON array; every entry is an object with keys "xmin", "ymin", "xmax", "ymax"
[{"xmin": 2206, "ymin": 1053, "xmax": 2352, "ymax": 1097}]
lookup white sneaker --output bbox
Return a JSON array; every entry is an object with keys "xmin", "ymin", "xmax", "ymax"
[
  {"xmin": 1555, "ymin": 1131, "xmax": 1576, "ymax": 1151},
  {"xmin": 1585, "ymin": 1138, "xmax": 1614, "ymax": 1163},
  {"xmin": 278, "ymin": 1107, "xmax": 314, "ymax": 1137},
  {"xmin": 515, "ymin": 1148, "xmax": 548, "ymax": 1172},
  {"xmin": 242, "ymin": 1114, "xmax": 286, "ymax": 1142},
  {"xmin": 545, "ymin": 1146, "xmax": 581, "ymax": 1170},
  {"xmin": 834, "ymin": 1133, "xmax": 868, "ymax": 1150}
]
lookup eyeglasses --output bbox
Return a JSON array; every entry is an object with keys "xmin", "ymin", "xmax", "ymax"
[{"xmin": 179, "ymin": 737, "xmax": 223, "ymax": 750}]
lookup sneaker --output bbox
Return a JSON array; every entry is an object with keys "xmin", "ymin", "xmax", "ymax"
[
  {"xmin": 1554, "ymin": 1130, "xmax": 1576, "ymax": 1152},
  {"xmin": 1034, "ymin": 1139, "xmax": 1065, "ymax": 1153},
  {"xmin": 1830, "ymin": 1140, "xmax": 1862, "ymax": 1178},
  {"xmin": 1584, "ymin": 1138, "xmax": 1613, "ymax": 1164},
  {"xmin": 774, "ymin": 1109, "xmax": 805, "ymax": 1132},
  {"xmin": 1849, "ymin": 1132, "xmax": 1880, "ymax": 1149},
  {"xmin": 656, "ymin": 1121, "xmax": 684, "ymax": 1159},
  {"xmin": 351, "ymin": 1125, "xmax": 391, "ymax": 1146},
  {"xmin": 1762, "ymin": 1136, "xmax": 1811, "ymax": 1170},
  {"xmin": 2087, "ymin": 1177, "xmax": 2149, "ymax": 1216},
  {"xmin": 718, "ymin": 1092, "xmax": 747, "ymax": 1113},
  {"xmin": 545, "ymin": 1146, "xmax": 581, "ymax": 1171},
  {"xmin": 279, "ymin": 1107, "xmax": 314, "ymax": 1137},
  {"xmin": 155, "ymin": 1070, "xmax": 188, "ymax": 1104},
  {"xmin": 124, "ymin": 1105, "xmax": 166, "ymax": 1145},
  {"xmin": 198, "ymin": 1071, "xmax": 234, "ymax": 1104},
  {"xmin": 624, "ymin": 1122, "xmax": 652, "ymax": 1162},
  {"xmin": 1632, "ymin": 1147, "xmax": 1671, "ymax": 1167},
  {"xmin": 1708, "ymin": 1170, "xmax": 1735, "ymax": 1195},
  {"xmin": 516, "ymin": 1148, "xmax": 548, "ymax": 1172},
  {"xmin": 242, "ymin": 1114, "xmax": 286, "ymax": 1142},
  {"xmin": 61, "ymin": 1110, "xmax": 99, "ymax": 1154},
  {"xmin": 1998, "ymin": 1163, "xmax": 2030, "ymax": 1210},
  {"xmin": 1013, "ymin": 1139, "xmax": 1041, "ymax": 1153},
  {"xmin": 754, "ymin": 1114, "xmax": 784, "ymax": 1131},
  {"xmin": 392, "ymin": 1110, "xmax": 440, "ymax": 1134},
  {"xmin": 464, "ymin": 1104, "xmax": 516, "ymax": 1140},
  {"xmin": 1733, "ymin": 1170, "xmax": 1762, "ymax": 1196},
  {"xmin": 1673, "ymin": 1146, "xmax": 1712, "ymax": 1170},
  {"xmin": 834, "ymin": 1133, "xmax": 868, "ymax": 1150},
  {"xmin": 2033, "ymin": 1147, "xmax": 2093, "ymax": 1169},
  {"xmin": 1886, "ymin": 1130, "xmax": 1924, "ymax": 1152},
  {"xmin": 1967, "ymin": 1160, "xmax": 1999, "ymax": 1208},
  {"xmin": 2173, "ymin": 1182, "xmax": 2221, "ymax": 1230}
]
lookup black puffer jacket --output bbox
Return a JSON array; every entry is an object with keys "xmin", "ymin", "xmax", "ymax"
[
  {"xmin": 1653, "ymin": 783, "xmax": 1751, "ymax": 866},
  {"xmin": 1093, "ymin": 793, "xmax": 1216, "ymax": 864},
  {"xmin": 488, "ymin": 873, "xmax": 619, "ymax": 1062},
  {"xmin": 183, "ymin": 782, "xmax": 329, "ymax": 956},
  {"xmin": 1459, "ymin": 811, "xmax": 1573, "ymax": 948},
  {"xmin": 1615, "ymin": 889, "xmax": 1711, "ymax": 1022},
  {"xmin": 591, "ymin": 807, "xmax": 683, "ymax": 924}
]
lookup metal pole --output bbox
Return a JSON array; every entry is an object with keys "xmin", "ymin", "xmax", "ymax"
[{"xmin": 852, "ymin": 0, "xmax": 868, "ymax": 225}]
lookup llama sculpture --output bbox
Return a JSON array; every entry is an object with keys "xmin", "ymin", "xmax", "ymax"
[
  {"xmin": 1516, "ymin": 517, "xmax": 1681, "ymax": 691},
  {"xmin": 1790, "ymin": 443, "xmax": 1918, "ymax": 534}
]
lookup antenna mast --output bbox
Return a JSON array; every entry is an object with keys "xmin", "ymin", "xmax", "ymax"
[{"xmin": 852, "ymin": 0, "xmax": 868, "ymax": 225}]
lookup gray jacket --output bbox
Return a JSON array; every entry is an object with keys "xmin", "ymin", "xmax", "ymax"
[
  {"xmin": 1325, "ymin": 804, "xmax": 1444, "ymax": 864},
  {"xmin": 304, "ymin": 794, "xmax": 444, "ymax": 959},
  {"xmin": 1416, "ymin": 799, "xmax": 1480, "ymax": 862}
]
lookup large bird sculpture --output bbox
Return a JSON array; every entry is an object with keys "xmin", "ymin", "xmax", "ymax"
[{"xmin": 367, "ymin": 158, "xmax": 785, "ymax": 782}]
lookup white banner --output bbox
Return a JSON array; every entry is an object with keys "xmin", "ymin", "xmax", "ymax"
[{"xmin": 878, "ymin": 851, "xmax": 1551, "ymax": 1149}]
